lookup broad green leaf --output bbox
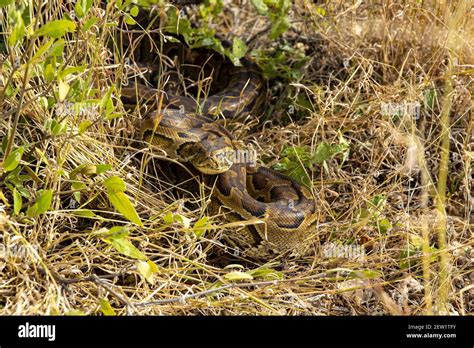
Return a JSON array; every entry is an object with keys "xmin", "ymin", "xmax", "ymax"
[
  {"xmin": 100, "ymin": 86, "xmax": 115, "ymax": 117},
  {"xmin": 124, "ymin": 14, "xmax": 136, "ymax": 25},
  {"xmin": 3, "ymin": 147, "xmax": 24, "ymax": 172},
  {"xmin": 36, "ymin": 189, "xmax": 53, "ymax": 215},
  {"xmin": 74, "ymin": 2, "xmax": 85, "ymax": 18},
  {"xmin": 423, "ymin": 88, "xmax": 436, "ymax": 110},
  {"xmin": 26, "ymin": 203, "xmax": 38, "ymax": 217},
  {"xmin": 136, "ymin": 260, "xmax": 159, "ymax": 284},
  {"xmin": 130, "ymin": 5, "xmax": 139, "ymax": 17},
  {"xmin": 107, "ymin": 191, "xmax": 143, "ymax": 227},
  {"xmin": 70, "ymin": 163, "xmax": 98, "ymax": 178},
  {"xmin": 250, "ymin": 0, "xmax": 269, "ymax": 15},
  {"xmin": 95, "ymin": 164, "xmax": 112, "ymax": 174},
  {"xmin": 71, "ymin": 181, "xmax": 86, "ymax": 202},
  {"xmin": 232, "ymin": 37, "xmax": 248, "ymax": 59},
  {"xmin": 83, "ymin": 0, "xmax": 93, "ymax": 14},
  {"xmin": 44, "ymin": 63, "xmax": 55, "ymax": 82},
  {"xmin": 377, "ymin": 218, "xmax": 392, "ymax": 234},
  {"xmin": 35, "ymin": 20, "xmax": 76, "ymax": 39},
  {"xmin": 50, "ymin": 39, "xmax": 65, "ymax": 56},
  {"xmin": 316, "ymin": 7, "xmax": 326, "ymax": 16},
  {"xmin": 192, "ymin": 216, "xmax": 209, "ymax": 238},
  {"xmin": 82, "ymin": 17, "xmax": 98, "ymax": 32},
  {"xmin": 174, "ymin": 214, "xmax": 191, "ymax": 228},
  {"xmin": 105, "ymin": 236, "xmax": 147, "ymax": 260},
  {"xmin": 0, "ymin": 0, "xmax": 14, "ymax": 7},
  {"xmin": 103, "ymin": 226, "xmax": 129, "ymax": 239},
  {"xmin": 99, "ymin": 298, "xmax": 116, "ymax": 316},
  {"xmin": 51, "ymin": 119, "xmax": 67, "ymax": 135},
  {"xmin": 313, "ymin": 142, "xmax": 332, "ymax": 164},
  {"xmin": 8, "ymin": 11, "xmax": 25, "ymax": 46},
  {"xmin": 163, "ymin": 212, "xmax": 191, "ymax": 228},
  {"xmin": 73, "ymin": 209, "xmax": 96, "ymax": 218},
  {"xmin": 224, "ymin": 271, "xmax": 254, "ymax": 281},
  {"xmin": 31, "ymin": 39, "xmax": 54, "ymax": 62},
  {"xmin": 163, "ymin": 212, "xmax": 174, "ymax": 224},
  {"xmin": 103, "ymin": 178, "xmax": 142, "ymax": 226},
  {"xmin": 59, "ymin": 65, "xmax": 86, "ymax": 80},
  {"xmin": 103, "ymin": 176, "xmax": 126, "ymax": 192},
  {"xmin": 13, "ymin": 187, "xmax": 22, "ymax": 215},
  {"xmin": 58, "ymin": 80, "xmax": 70, "ymax": 101},
  {"xmin": 270, "ymin": 16, "xmax": 290, "ymax": 39},
  {"xmin": 248, "ymin": 267, "xmax": 283, "ymax": 280},
  {"xmin": 78, "ymin": 120, "xmax": 93, "ymax": 134}
]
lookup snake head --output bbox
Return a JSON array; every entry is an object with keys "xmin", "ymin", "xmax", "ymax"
[{"xmin": 178, "ymin": 134, "xmax": 235, "ymax": 175}]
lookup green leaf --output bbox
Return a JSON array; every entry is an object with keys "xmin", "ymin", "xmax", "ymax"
[
  {"xmin": 95, "ymin": 164, "xmax": 112, "ymax": 174},
  {"xmin": 224, "ymin": 271, "xmax": 254, "ymax": 281},
  {"xmin": 232, "ymin": 37, "xmax": 248, "ymax": 59},
  {"xmin": 74, "ymin": 2, "xmax": 85, "ymax": 18},
  {"xmin": 73, "ymin": 209, "xmax": 96, "ymax": 218},
  {"xmin": 31, "ymin": 40, "xmax": 54, "ymax": 62},
  {"xmin": 104, "ymin": 177, "xmax": 143, "ymax": 227},
  {"xmin": 78, "ymin": 120, "xmax": 93, "ymax": 134},
  {"xmin": 36, "ymin": 189, "xmax": 53, "ymax": 215},
  {"xmin": 248, "ymin": 267, "xmax": 283, "ymax": 280},
  {"xmin": 313, "ymin": 142, "xmax": 333, "ymax": 164},
  {"xmin": 270, "ymin": 16, "xmax": 290, "ymax": 39},
  {"xmin": 51, "ymin": 119, "xmax": 67, "ymax": 135},
  {"xmin": 107, "ymin": 191, "xmax": 143, "ymax": 227},
  {"xmin": 192, "ymin": 216, "xmax": 209, "ymax": 238},
  {"xmin": 163, "ymin": 212, "xmax": 174, "ymax": 224},
  {"xmin": 124, "ymin": 14, "xmax": 136, "ymax": 25},
  {"xmin": 58, "ymin": 65, "xmax": 86, "ymax": 80},
  {"xmin": 50, "ymin": 39, "xmax": 65, "ymax": 56},
  {"xmin": 3, "ymin": 147, "xmax": 24, "ymax": 172},
  {"xmin": 8, "ymin": 11, "xmax": 25, "ymax": 47},
  {"xmin": 58, "ymin": 80, "xmax": 70, "ymax": 101},
  {"xmin": 44, "ymin": 63, "xmax": 55, "ymax": 82},
  {"xmin": 130, "ymin": 5, "xmax": 139, "ymax": 17},
  {"xmin": 0, "ymin": 0, "xmax": 14, "ymax": 7},
  {"xmin": 100, "ymin": 86, "xmax": 115, "ymax": 117},
  {"xmin": 377, "ymin": 218, "xmax": 392, "ymax": 234},
  {"xmin": 136, "ymin": 260, "xmax": 159, "ymax": 284},
  {"xmin": 82, "ymin": 17, "xmax": 98, "ymax": 32},
  {"xmin": 250, "ymin": 0, "xmax": 269, "ymax": 15},
  {"xmin": 71, "ymin": 181, "xmax": 86, "ymax": 202},
  {"xmin": 316, "ymin": 7, "xmax": 326, "ymax": 16},
  {"xmin": 35, "ymin": 20, "xmax": 77, "ymax": 39},
  {"xmin": 103, "ymin": 176, "xmax": 126, "ymax": 192},
  {"xmin": 13, "ymin": 187, "xmax": 22, "ymax": 215},
  {"xmin": 423, "ymin": 88, "xmax": 436, "ymax": 110},
  {"xmin": 99, "ymin": 298, "xmax": 116, "ymax": 316},
  {"xmin": 26, "ymin": 204, "xmax": 38, "ymax": 217},
  {"xmin": 104, "ymin": 236, "xmax": 147, "ymax": 260}
]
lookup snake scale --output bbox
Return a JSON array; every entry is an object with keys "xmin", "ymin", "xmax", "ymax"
[{"xmin": 120, "ymin": 12, "xmax": 317, "ymax": 256}]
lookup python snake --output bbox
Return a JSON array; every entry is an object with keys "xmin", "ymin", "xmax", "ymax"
[{"xmin": 122, "ymin": 39, "xmax": 317, "ymax": 255}]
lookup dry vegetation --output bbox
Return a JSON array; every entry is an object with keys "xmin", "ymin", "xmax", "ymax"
[{"xmin": 0, "ymin": 0, "xmax": 472, "ymax": 315}]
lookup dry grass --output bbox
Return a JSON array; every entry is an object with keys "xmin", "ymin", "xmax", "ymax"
[{"xmin": 0, "ymin": 0, "xmax": 472, "ymax": 315}]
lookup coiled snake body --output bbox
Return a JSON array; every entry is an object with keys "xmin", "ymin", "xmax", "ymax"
[{"xmin": 123, "ymin": 41, "xmax": 317, "ymax": 255}]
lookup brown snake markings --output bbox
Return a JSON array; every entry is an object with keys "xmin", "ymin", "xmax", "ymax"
[{"xmin": 122, "ymin": 42, "xmax": 317, "ymax": 255}]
